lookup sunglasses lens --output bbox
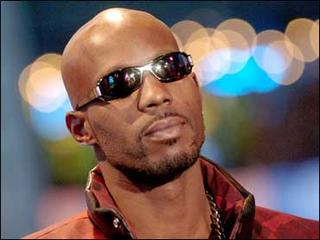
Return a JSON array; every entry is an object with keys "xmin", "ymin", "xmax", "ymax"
[
  {"xmin": 152, "ymin": 53, "xmax": 192, "ymax": 81},
  {"xmin": 121, "ymin": 68, "xmax": 141, "ymax": 93},
  {"xmin": 99, "ymin": 68, "xmax": 141, "ymax": 100},
  {"xmin": 99, "ymin": 71, "xmax": 122, "ymax": 99}
]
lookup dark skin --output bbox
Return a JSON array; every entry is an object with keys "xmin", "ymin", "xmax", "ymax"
[{"xmin": 62, "ymin": 8, "xmax": 210, "ymax": 238}]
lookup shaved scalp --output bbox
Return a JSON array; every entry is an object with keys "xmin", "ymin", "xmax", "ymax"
[{"xmin": 61, "ymin": 8, "xmax": 178, "ymax": 109}]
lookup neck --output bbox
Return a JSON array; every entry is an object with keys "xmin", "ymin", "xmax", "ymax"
[{"xmin": 99, "ymin": 159, "xmax": 211, "ymax": 239}]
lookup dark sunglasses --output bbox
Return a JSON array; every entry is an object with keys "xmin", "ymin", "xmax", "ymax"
[{"xmin": 75, "ymin": 51, "xmax": 194, "ymax": 110}]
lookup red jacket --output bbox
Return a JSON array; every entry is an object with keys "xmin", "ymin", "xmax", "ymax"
[{"xmin": 24, "ymin": 157, "xmax": 319, "ymax": 239}]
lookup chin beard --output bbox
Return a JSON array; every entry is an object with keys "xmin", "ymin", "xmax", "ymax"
[{"xmin": 111, "ymin": 139, "xmax": 203, "ymax": 190}]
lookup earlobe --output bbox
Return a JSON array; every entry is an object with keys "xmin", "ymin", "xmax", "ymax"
[{"xmin": 66, "ymin": 111, "xmax": 97, "ymax": 145}]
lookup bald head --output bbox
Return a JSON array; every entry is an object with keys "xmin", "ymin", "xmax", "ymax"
[{"xmin": 61, "ymin": 8, "xmax": 179, "ymax": 109}]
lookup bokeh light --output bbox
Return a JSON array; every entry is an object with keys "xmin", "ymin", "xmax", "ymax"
[
  {"xmin": 251, "ymin": 29, "xmax": 306, "ymax": 85},
  {"xmin": 216, "ymin": 18, "xmax": 256, "ymax": 47},
  {"xmin": 169, "ymin": 16, "xmax": 318, "ymax": 95},
  {"xmin": 261, "ymin": 40, "xmax": 294, "ymax": 74},
  {"xmin": 171, "ymin": 20, "xmax": 205, "ymax": 47},
  {"xmin": 285, "ymin": 18, "xmax": 318, "ymax": 62},
  {"xmin": 204, "ymin": 57, "xmax": 279, "ymax": 97},
  {"xmin": 197, "ymin": 31, "xmax": 233, "ymax": 85},
  {"xmin": 309, "ymin": 19, "xmax": 319, "ymax": 58},
  {"xmin": 35, "ymin": 53, "xmax": 62, "ymax": 70},
  {"xmin": 18, "ymin": 53, "xmax": 71, "ymax": 140},
  {"xmin": 184, "ymin": 33, "xmax": 213, "ymax": 65},
  {"xmin": 217, "ymin": 29, "xmax": 251, "ymax": 74},
  {"xmin": 186, "ymin": 27, "xmax": 211, "ymax": 44},
  {"xmin": 251, "ymin": 30, "xmax": 288, "ymax": 70},
  {"xmin": 19, "ymin": 62, "xmax": 67, "ymax": 113},
  {"xmin": 266, "ymin": 42, "xmax": 305, "ymax": 85},
  {"xmin": 30, "ymin": 99, "xmax": 71, "ymax": 140}
]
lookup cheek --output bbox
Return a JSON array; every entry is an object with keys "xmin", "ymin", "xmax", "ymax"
[
  {"xmin": 173, "ymin": 79, "xmax": 204, "ymax": 126},
  {"xmin": 87, "ymin": 106, "xmax": 139, "ymax": 153},
  {"xmin": 186, "ymin": 96, "xmax": 205, "ymax": 136}
]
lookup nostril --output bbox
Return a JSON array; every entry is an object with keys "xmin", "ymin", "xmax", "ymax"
[
  {"xmin": 163, "ymin": 99, "xmax": 171, "ymax": 104},
  {"xmin": 146, "ymin": 99, "xmax": 171, "ymax": 109},
  {"xmin": 147, "ymin": 103, "xmax": 158, "ymax": 108}
]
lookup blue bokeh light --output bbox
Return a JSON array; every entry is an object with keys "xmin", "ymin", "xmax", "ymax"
[
  {"xmin": 30, "ymin": 99, "xmax": 72, "ymax": 140},
  {"xmin": 204, "ymin": 57, "xmax": 280, "ymax": 97}
]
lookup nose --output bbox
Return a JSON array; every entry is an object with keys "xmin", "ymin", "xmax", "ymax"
[{"xmin": 137, "ymin": 72, "xmax": 173, "ymax": 112}]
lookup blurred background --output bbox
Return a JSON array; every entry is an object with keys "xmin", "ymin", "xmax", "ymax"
[{"xmin": 1, "ymin": 1, "xmax": 319, "ymax": 238}]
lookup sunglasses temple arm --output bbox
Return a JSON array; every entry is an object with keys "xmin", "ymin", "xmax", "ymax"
[{"xmin": 75, "ymin": 86, "xmax": 102, "ymax": 110}]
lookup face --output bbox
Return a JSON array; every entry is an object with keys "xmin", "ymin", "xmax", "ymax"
[{"xmin": 65, "ymin": 12, "xmax": 205, "ymax": 185}]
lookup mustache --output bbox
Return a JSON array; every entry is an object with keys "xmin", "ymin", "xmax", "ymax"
[{"xmin": 139, "ymin": 111, "xmax": 191, "ymax": 140}]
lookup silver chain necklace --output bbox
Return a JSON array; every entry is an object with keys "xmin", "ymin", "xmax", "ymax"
[{"xmin": 206, "ymin": 191, "xmax": 226, "ymax": 240}]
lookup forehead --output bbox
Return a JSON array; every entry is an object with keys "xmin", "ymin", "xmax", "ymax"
[{"xmin": 85, "ymin": 23, "xmax": 179, "ymax": 78}]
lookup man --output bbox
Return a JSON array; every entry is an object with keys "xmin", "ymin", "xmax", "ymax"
[{"xmin": 24, "ymin": 8, "xmax": 319, "ymax": 239}]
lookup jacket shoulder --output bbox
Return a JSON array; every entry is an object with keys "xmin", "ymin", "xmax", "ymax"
[
  {"xmin": 22, "ymin": 210, "xmax": 105, "ymax": 239},
  {"xmin": 253, "ymin": 206, "xmax": 319, "ymax": 239}
]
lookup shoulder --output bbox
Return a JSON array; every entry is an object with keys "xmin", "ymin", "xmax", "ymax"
[
  {"xmin": 253, "ymin": 206, "xmax": 319, "ymax": 239},
  {"xmin": 22, "ymin": 210, "xmax": 105, "ymax": 239}
]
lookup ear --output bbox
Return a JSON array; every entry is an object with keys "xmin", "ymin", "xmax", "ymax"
[{"xmin": 66, "ymin": 111, "xmax": 97, "ymax": 145}]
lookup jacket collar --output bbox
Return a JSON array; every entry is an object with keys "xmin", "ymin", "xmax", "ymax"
[{"xmin": 85, "ymin": 156, "xmax": 255, "ymax": 239}]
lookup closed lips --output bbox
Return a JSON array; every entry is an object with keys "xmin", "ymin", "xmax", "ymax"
[{"xmin": 144, "ymin": 116, "xmax": 187, "ymax": 136}]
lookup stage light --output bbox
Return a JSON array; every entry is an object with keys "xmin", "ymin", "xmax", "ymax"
[
  {"xmin": 217, "ymin": 18, "xmax": 256, "ymax": 47},
  {"xmin": 186, "ymin": 27, "xmax": 211, "ymax": 44},
  {"xmin": 171, "ymin": 20, "xmax": 205, "ymax": 47},
  {"xmin": 204, "ymin": 57, "xmax": 279, "ymax": 97},
  {"xmin": 18, "ymin": 53, "xmax": 72, "ymax": 140},
  {"xmin": 285, "ymin": 18, "xmax": 318, "ymax": 62},
  {"xmin": 309, "ymin": 19, "xmax": 319, "ymax": 58},
  {"xmin": 217, "ymin": 30, "xmax": 251, "ymax": 74},
  {"xmin": 18, "ymin": 54, "xmax": 67, "ymax": 113}
]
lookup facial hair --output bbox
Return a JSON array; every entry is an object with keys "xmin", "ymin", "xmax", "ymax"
[
  {"xmin": 107, "ymin": 112, "xmax": 204, "ymax": 189},
  {"xmin": 111, "ymin": 141, "xmax": 202, "ymax": 189}
]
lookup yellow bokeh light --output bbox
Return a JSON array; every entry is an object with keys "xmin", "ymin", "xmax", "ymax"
[
  {"xmin": 267, "ymin": 41, "xmax": 305, "ymax": 85},
  {"xmin": 252, "ymin": 30, "xmax": 287, "ymax": 49},
  {"xmin": 28, "ymin": 67, "xmax": 64, "ymax": 100},
  {"xmin": 191, "ymin": 30, "xmax": 231, "ymax": 86},
  {"xmin": 18, "ymin": 53, "xmax": 67, "ymax": 113},
  {"xmin": 252, "ymin": 30, "xmax": 288, "ymax": 70},
  {"xmin": 208, "ymin": 30, "xmax": 231, "ymax": 78},
  {"xmin": 218, "ymin": 29, "xmax": 250, "ymax": 74},
  {"xmin": 285, "ymin": 18, "xmax": 318, "ymax": 62},
  {"xmin": 19, "ymin": 62, "xmax": 50, "ymax": 104},
  {"xmin": 186, "ymin": 27, "xmax": 212, "ymax": 45},
  {"xmin": 171, "ymin": 20, "xmax": 205, "ymax": 46},
  {"xmin": 185, "ymin": 36, "xmax": 213, "ymax": 65},
  {"xmin": 309, "ymin": 19, "xmax": 319, "ymax": 58},
  {"xmin": 217, "ymin": 18, "xmax": 256, "ymax": 47},
  {"xmin": 35, "ymin": 53, "xmax": 62, "ymax": 70}
]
